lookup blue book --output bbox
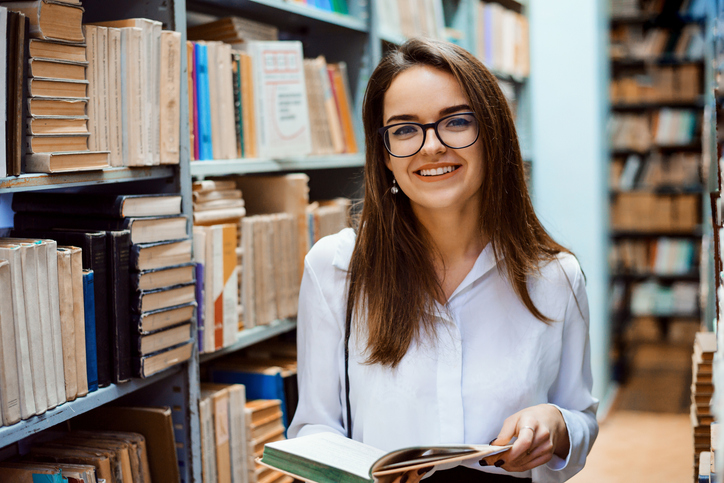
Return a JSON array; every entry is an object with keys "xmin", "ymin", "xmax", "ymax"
[
  {"xmin": 195, "ymin": 262, "xmax": 205, "ymax": 350},
  {"xmin": 210, "ymin": 364, "xmax": 293, "ymax": 429},
  {"xmin": 82, "ymin": 269, "xmax": 99, "ymax": 392},
  {"xmin": 316, "ymin": 0, "xmax": 333, "ymax": 11},
  {"xmin": 195, "ymin": 43, "xmax": 213, "ymax": 160}
]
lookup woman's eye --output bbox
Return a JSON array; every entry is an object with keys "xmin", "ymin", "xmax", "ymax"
[
  {"xmin": 391, "ymin": 125, "xmax": 419, "ymax": 137},
  {"xmin": 445, "ymin": 117, "xmax": 472, "ymax": 129}
]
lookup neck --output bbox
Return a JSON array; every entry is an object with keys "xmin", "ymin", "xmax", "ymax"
[{"xmin": 411, "ymin": 199, "xmax": 488, "ymax": 270}]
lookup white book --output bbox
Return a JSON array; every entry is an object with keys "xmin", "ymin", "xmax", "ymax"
[
  {"xmin": 43, "ymin": 239, "xmax": 66, "ymax": 405},
  {"xmin": 120, "ymin": 27, "xmax": 145, "ymax": 166},
  {"xmin": 108, "ymin": 27, "xmax": 123, "ymax": 167},
  {"xmin": 0, "ymin": 246, "xmax": 35, "ymax": 419},
  {"xmin": 16, "ymin": 242, "xmax": 48, "ymax": 413},
  {"xmin": 0, "ymin": 259, "xmax": 21, "ymax": 425},
  {"xmin": 200, "ymin": 395, "xmax": 218, "ymax": 483},
  {"xmin": 228, "ymin": 384, "xmax": 249, "ymax": 483},
  {"xmin": 248, "ymin": 41, "xmax": 312, "ymax": 158},
  {"xmin": 0, "ymin": 7, "xmax": 6, "ymax": 178},
  {"xmin": 67, "ymin": 246, "xmax": 88, "ymax": 397},
  {"xmin": 32, "ymin": 239, "xmax": 60, "ymax": 409},
  {"xmin": 203, "ymin": 225, "xmax": 217, "ymax": 353}
]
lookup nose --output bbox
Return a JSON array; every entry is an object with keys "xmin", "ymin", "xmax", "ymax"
[{"xmin": 419, "ymin": 126, "xmax": 446, "ymax": 156}]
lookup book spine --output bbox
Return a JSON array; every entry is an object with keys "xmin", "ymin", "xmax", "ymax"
[
  {"xmin": 82, "ymin": 270, "xmax": 99, "ymax": 392},
  {"xmin": 196, "ymin": 262, "xmax": 205, "ymax": 351},
  {"xmin": 108, "ymin": 230, "xmax": 132, "ymax": 383},
  {"xmin": 196, "ymin": 43, "xmax": 213, "ymax": 160}
]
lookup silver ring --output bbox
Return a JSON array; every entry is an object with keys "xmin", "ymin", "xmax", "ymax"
[{"xmin": 521, "ymin": 426, "xmax": 535, "ymax": 433}]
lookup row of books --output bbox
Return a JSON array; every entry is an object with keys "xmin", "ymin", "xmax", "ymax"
[
  {"xmin": 0, "ymin": 1, "xmax": 183, "ymax": 175},
  {"xmin": 611, "ymin": 64, "xmax": 702, "ymax": 104},
  {"xmin": 186, "ymin": 34, "xmax": 357, "ymax": 161},
  {"xmin": 0, "ymin": 429, "xmax": 151, "ymax": 481},
  {"xmin": 200, "ymin": 385, "xmax": 292, "ymax": 483},
  {"xmin": 629, "ymin": 280, "xmax": 699, "ymax": 316},
  {"xmin": 0, "ymin": 236, "xmax": 96, "ymax": 425},
  {"xmin": 622, "ymin": 316, "xmax": 699, "ymax": 345},
  {"xmin": 609, "ymin": 238, "xmax": 698, "ymax": 275},
  {"xmin": 612, "ymin": 0, "xmax": 707, "ymax": 18},
  {"xmin": 474, "ymin": 1, "xmax": 530, "ymax": 78},
  {"xmin": 610, "ymin": 24, "xmax": 705, "ymax": 61},
  {"xmin": 610, "ymin": 192, "xmax": 699, "ymax": 232},
  {"xmin": 9, "ymin": 193, "xmax": 194, "ymax": 385},
  {"xmin": 307, "ymin": 198, "xmax": 351, "ymax": 248},
  {"xmin": 611, "ymin": 110, "xmax": 699, "ymax": 151},
  {"xmin": 287, "ymin": 0, "xmax": 349, "ymax": 14},
  {"xmin": 0, "ymin": 1, "xmax": 109, "ymax": 175},
  {"xmin": 375, "ymin": 0, "xmax": 445, "ymax": 42},
  {"xmin": 0, "ymin": 405, "xmax": 181, "ymax": 481},
  {"xmin": 611, "ymin": 152, "xmax": 701, "ymax": 191},
  {"xmin": 694, "ymin": 332, "xmax": 717, "ymax": 481}
]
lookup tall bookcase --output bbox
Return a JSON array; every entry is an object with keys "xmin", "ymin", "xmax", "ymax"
[
  {"xmin": 0, "ymin": 0, "xmax": 530, "ymax": 481},
  {"xmin": 607, "ymin": 0, "xmax": 708, "ymax": 382}
]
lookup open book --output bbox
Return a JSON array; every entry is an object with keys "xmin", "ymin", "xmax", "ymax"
[{"xmin": 257, "ymin": 432, "xmax": 512, "ymax": 483}]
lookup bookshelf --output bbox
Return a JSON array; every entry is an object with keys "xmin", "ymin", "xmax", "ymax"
[
  {"xmin": 608, "ymin": 0, "xmax": 707, "ymax": 382},
  {"xmin": 0, "ymin": 0, "xmax": 532, "ymax": 481}
]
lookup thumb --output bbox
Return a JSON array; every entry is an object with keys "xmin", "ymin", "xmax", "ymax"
[{"xmin": 492, "ymin": 413, "xmax": 520, "ymax": 446}]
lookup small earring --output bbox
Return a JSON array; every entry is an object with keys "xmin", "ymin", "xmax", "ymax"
[{"xmin": 391, "ymin": 178, "xmax": 399, "ymax": 195}]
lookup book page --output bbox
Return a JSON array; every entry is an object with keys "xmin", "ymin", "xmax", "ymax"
[{"xmin": 265, "ymin": 432, "xmax": 385, "ymax": 479}]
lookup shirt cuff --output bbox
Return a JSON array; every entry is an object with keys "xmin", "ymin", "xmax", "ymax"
[{"xmin": 545, "ymin": 403, "xmax": 573, "ymax": 471}]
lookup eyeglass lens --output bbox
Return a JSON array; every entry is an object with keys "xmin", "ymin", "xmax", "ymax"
[{"xmin": 383, "ymin": 114, "xmax": 478, "ymax": 157}]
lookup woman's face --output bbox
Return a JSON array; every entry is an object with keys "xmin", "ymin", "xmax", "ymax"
[{"xmin": 382, "ymin": 65, "xmax": 485, "ymax": 215}]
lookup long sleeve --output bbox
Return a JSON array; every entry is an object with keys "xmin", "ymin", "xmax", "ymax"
[
  {"xmin": 535, "ymin": 262, "xmax": 599, "ymax": 482},
  {"xmin": 287, "ymin": 246, "xmax": 347, "ymax": 439}
]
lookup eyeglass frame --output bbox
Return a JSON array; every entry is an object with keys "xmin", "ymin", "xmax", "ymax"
[{"xmin": 377, "ymin": 111, "xmax": 481, "ymax": 158}]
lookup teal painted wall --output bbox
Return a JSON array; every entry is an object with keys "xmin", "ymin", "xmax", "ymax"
[{"xmin": 529, "ymin": 0, "xmax": 612, "ymax": 404}]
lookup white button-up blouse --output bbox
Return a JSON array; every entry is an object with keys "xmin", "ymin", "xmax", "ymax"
[{"xmin": 288, "ymin": 228, "xmax": 598, "ymax": 482}]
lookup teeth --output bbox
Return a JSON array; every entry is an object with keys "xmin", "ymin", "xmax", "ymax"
[{"xmin": 419, "ymin": 166, "xmax": 457, "ymax": 177}]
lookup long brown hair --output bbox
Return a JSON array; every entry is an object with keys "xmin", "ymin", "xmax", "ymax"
[{"xmin": 349, "ymin": 38, "xmax": 570, "ymax": 367}]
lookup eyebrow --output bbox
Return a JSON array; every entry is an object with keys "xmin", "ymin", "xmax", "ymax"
[{"xmin": 384, "ymin": 104, "xmax": 472, "ymax": 125}]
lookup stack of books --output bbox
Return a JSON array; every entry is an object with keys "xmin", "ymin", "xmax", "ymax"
[
  {"xmin": 11, "ymin": 192, "xmax": 194, "ymax": 381},
  {"xmin": 247, "ymin": 399, "xmax": 291, "ymax": 483},
  {"xmin": 4, "ymin": 0, "xmax": 110, "ymax": 174},
  {"xmin": 693, "ymin": 331, "xmax": 717, "ymax": 477}
]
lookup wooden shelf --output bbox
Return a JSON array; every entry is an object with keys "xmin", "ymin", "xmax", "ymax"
[
  {"xmin": 0, "ymin": 166, "xmax": 175, "ymax": 193},
  {"xmin": 190, "ymin": 153, "xmax": 365, "ymax": 178},
  {"xmin": 611, "ymin": 272, "xmax": 700, "ymax": 282},
  {"xmin": 0, "ymin": 365, "xmax": 183, "ymax": 449},
  {"xmin": 611, "ymin": 143, "xmax": 701, "ymax": 156},
  {"xmin": 612, "ymin": 99, "xmax": 704, "ymax": 110},
  {"xmin": 611, "ymin": 228, "xmax": 702, "ymax": 238},
  {"xmin": 186, "ymin": 0, "xmax": 368, "ymax": 33},
  {"xmin": 612, "ymin": 56, "xmax": 704, "ymax": 66},
  {"xmin": 609, "ymin": 187, "xmax": 703, "ymax": 195},
  {"xmin": 199, "ymin": 318, "xmax": 296, "ymax": 364}
]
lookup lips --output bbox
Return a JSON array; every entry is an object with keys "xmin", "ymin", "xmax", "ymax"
[{"xmin": 413, "ymin": 164, "xmax": 462, "ymax": 182}]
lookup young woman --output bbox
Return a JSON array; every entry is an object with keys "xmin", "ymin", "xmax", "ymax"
[{"xmin": 288, "ymin": 38, "xmax": 598, "ymax": 483}]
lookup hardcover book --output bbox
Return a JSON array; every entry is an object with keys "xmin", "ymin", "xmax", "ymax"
[{"xmin": 258, "ymin": 432, "xmax": 511, "ymax": 483}]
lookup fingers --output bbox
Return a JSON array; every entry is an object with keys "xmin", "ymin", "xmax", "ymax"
[
  {"xmin": 504, "ymin": 424, "xmax": 536, "ymax": 462},
  {"xmin": 490, "ymin": 413, "xmax": 520, "ymax": 446},
  {"xmin": 389, "ymin": 468, "xmax": 430, "ymax": 483},
  {"xmin": 504, "ymin": 432, "xmax": 556, "ymax": 472}
]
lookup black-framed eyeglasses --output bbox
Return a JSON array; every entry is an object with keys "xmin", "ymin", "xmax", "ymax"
[{"xmin": 378, "ymin": 112, "xmax": 480, "ymax": 158}]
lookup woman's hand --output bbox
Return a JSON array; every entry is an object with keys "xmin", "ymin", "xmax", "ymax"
[
  {"xmin": 390, "ymin": 467, "xmax": 431, "ymax": 483},
  {"xmin": 480, "ymin": 404, "xmax": 570, "ymax": 472}
]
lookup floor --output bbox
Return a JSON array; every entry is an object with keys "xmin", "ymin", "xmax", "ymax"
[{"xmin": 570, "ymin": 341, "xmax": 695, "ymax": 483}]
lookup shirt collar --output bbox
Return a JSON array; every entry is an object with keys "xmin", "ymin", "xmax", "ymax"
[{"xmin": 332, "ymin": 228, "xmax": 502, "ymax": 300}]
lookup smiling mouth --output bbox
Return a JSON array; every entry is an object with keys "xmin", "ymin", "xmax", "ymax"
[{"xmin": 415, "ymin": 165, "xmax": 461, "ymax": 177}]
